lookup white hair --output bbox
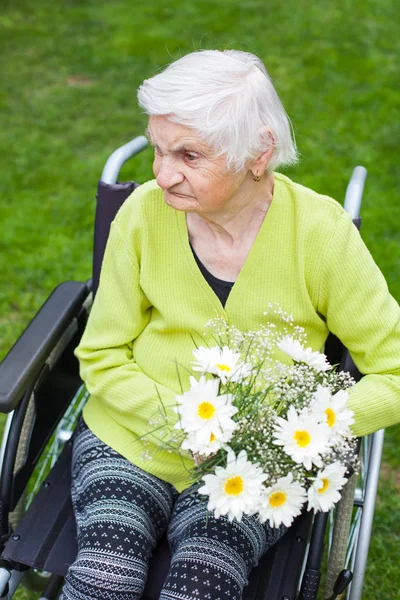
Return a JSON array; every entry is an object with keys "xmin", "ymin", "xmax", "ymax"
[{"xmin": 137, "ymin": 49, "xmax": 298, "ymax": 172}]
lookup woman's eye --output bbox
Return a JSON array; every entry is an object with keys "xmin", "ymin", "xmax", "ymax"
[{"xmin": 185, "ymin": 152, "xmax": 198, "ymax": 162}]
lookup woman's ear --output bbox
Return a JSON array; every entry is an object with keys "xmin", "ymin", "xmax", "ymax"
[{"xmin": 250, "ymin": 128, "xmax": 275, "ymax": 174}]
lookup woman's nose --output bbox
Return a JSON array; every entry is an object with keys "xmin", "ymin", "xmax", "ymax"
[{"xmin": 155, "ymin": 156, "xmax": 184, "ymax": 190}]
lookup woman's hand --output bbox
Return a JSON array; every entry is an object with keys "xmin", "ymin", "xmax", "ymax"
[{"xmin": 192, "ymin": 452, "xmax": 206, "ymax": 466}]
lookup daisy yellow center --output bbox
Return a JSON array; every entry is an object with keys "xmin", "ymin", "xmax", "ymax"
[
  {"xmin": 197, "ymin": 402, "xmax": 216, "ymax": 420},
  {"xmin": 325, "ymin": 408, "xmax": 336, "ymax": 428},
  {"xmin": 224, "ymin": 476, "xmax": 244, "ymax": 496},
  {"xmin": 318, "ymin": 478, "xmax": 329, "ymax": 494},
  {"xmin": 209, "ymin": 433, "xmax": 216, "ymax": 442},
  {"xmin": 269, "ymin": 492, "xmax": 287, "ymax": 508},
  {"xmin": 293, "ymin": 430, "xmax": 311, "ymax": 447},
  {"xmin": 216, "ymin": 363, "xmax": 232, "ymax": 372}
]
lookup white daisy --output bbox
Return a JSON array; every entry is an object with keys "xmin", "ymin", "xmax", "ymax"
[
  {"xmin": 277, "ymin": 337, "xmax": 331, "ymax": 371},
  {"xmin": 181, "ymin": 428, "xmax": 235, "ymax": 457},
  {"xmin": 174, "ymin": 376, "xmax": 238, "ymax": 444},
  {"xmin": 192, "ymin": 346, "xmax": 252, "ymax": 384},
  {"xmin": 273, "ymin": 406, "xmax": 331, "ymax": 470},
  {"xmin": 307, "ymin": 462, "xmax": 348, "ymax": 512},
  {"xmin": 311, "ymin": 385, "xmax": 355, "ymax": 442},
  {"xmin": 198, "ymin": 449, "xmax": 266, "ymax": 522},
  {"xmin": 258, "ymin": 474, "xmax": 307, "ymax": 528}
]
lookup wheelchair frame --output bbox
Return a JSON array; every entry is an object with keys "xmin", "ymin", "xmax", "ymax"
[{"xmin": 0, "ymin": 138, "xmax": 384, "ymax": 600}]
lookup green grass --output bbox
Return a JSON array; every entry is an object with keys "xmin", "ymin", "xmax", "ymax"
[{"xmin": 1, "ymin": 0, "xmax": 399, "ymax": 598}]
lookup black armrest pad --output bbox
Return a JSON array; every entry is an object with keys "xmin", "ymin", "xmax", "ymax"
[{"xmin": 0, "ymin": 281, "xmax": 90, "ymax": 413}]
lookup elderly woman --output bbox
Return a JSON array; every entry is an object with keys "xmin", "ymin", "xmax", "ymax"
[{"xmin": 61, "ymin": 50, "xmax": 400, "ymax": 600}]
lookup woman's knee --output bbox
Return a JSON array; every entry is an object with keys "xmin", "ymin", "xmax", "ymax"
[
  {"xmin": 169, "ymin": 488, "xmax": 265, "ymax": 563},
  {"xmin": 161, "ymin": 534, "xmax": 248, "ymax": 600},
  {"xmin": 61, "ymin": 549, "xmax": 147, "ymax": 600},
  {"xmin": 71, "ymin": 421, "xmax": 176, "ymax": 541}
]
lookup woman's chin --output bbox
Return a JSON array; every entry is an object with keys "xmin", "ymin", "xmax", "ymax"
[{"xmin": 164, "ymin": 192, "xmax": 198, "ymax": 212}]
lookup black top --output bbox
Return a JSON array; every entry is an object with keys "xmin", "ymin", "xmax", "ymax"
[{"xmin": 190, "ymin": 244, "xmax": 234, "ymax": 307}]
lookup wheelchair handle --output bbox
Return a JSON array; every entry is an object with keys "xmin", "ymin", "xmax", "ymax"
[
  {"xmin": 343, "ymin": 166, "xmax": 367, "ymax": 220},
  {"xmin": 101, "ymin": 136, "xmax": 148, "ymax": 184}
]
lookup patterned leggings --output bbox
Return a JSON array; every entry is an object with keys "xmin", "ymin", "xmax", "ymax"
[{"xmin": 61, "ymin": 419, "xmax": 286, "ymax": 600}]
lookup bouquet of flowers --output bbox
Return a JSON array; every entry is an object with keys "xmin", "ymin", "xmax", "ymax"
[{"xmin": 150, "ymin": 307, "xmax": 358, "ymax": 528}]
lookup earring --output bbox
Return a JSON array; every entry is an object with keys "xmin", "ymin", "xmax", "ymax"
[{"xmin": 253, "ymin": 174, "xmax": 261, "ymax": 182}]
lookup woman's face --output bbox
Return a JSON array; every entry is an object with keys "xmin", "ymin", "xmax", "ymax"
[{"xmin": 148, "ymin": 115, "xmax": 250, "ymax": 217}]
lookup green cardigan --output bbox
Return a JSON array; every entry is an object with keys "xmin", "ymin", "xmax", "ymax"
[{"xmin": 76, "ymin": 174, "xmax": 400, "ymax": 492}]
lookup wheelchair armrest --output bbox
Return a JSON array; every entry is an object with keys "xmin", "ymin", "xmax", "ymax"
[{"xmin": 0, "ymin": 281, "xmax": 91, "ymax": 413}]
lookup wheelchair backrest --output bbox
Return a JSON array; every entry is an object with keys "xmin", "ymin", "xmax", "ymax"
[{"xmin": 93, "ymin": 180, "xmax": 140, "ymax": 296}]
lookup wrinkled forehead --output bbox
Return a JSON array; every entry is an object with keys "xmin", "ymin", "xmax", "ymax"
[{"xmin": 146, "ymin": 115, "xmax": 212, "ymax": 153}]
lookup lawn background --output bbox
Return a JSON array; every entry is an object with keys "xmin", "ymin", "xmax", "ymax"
[{"xmin": 0, "ymin": 0, "xmax": 399, "ymax": 598}]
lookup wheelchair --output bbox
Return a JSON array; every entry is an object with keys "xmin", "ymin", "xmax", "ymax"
[{"xmin": 0, "ymin": 137, "xmax": 385, "ymax": 600}]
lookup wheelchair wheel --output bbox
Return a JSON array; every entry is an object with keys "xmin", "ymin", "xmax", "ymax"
[{"xmin": 4, "ymin": 384, "xmax": 89, "ymax": 591}]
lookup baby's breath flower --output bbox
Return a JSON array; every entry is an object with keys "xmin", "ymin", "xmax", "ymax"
[{"xmin": 141, "ymin": 450, "xmax": 152, "ymax": 461}]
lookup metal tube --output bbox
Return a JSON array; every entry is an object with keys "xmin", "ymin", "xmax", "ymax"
[
  {"xmin": 100, "ymin": 136, "xmax": 148, "ymax": 184},
  {"xmin": 0, "ymin": 567, "xmax": 11, "ymax": 598},
  {"xmin": 347, "ymin": 429, "xmax": 385, "ymax": 600},
  {"xmin": 38, "ymin": 574, "xmax": 64, "ymax": 600},
  {"xmin": 343, "ymin": 166, "xmax": 367, "ymax": 219},
  {"xmin": 0, "ymin": 413, "xmax": 13, "ymax": 475},
  {"xmin": 5, "ymin": 570, "xmax": 25, "ymax": 598}
]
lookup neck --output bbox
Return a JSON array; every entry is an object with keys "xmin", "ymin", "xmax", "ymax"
[{"xmin": 188, "ymin": 172, "xmax": 274, "ymax": 242}]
